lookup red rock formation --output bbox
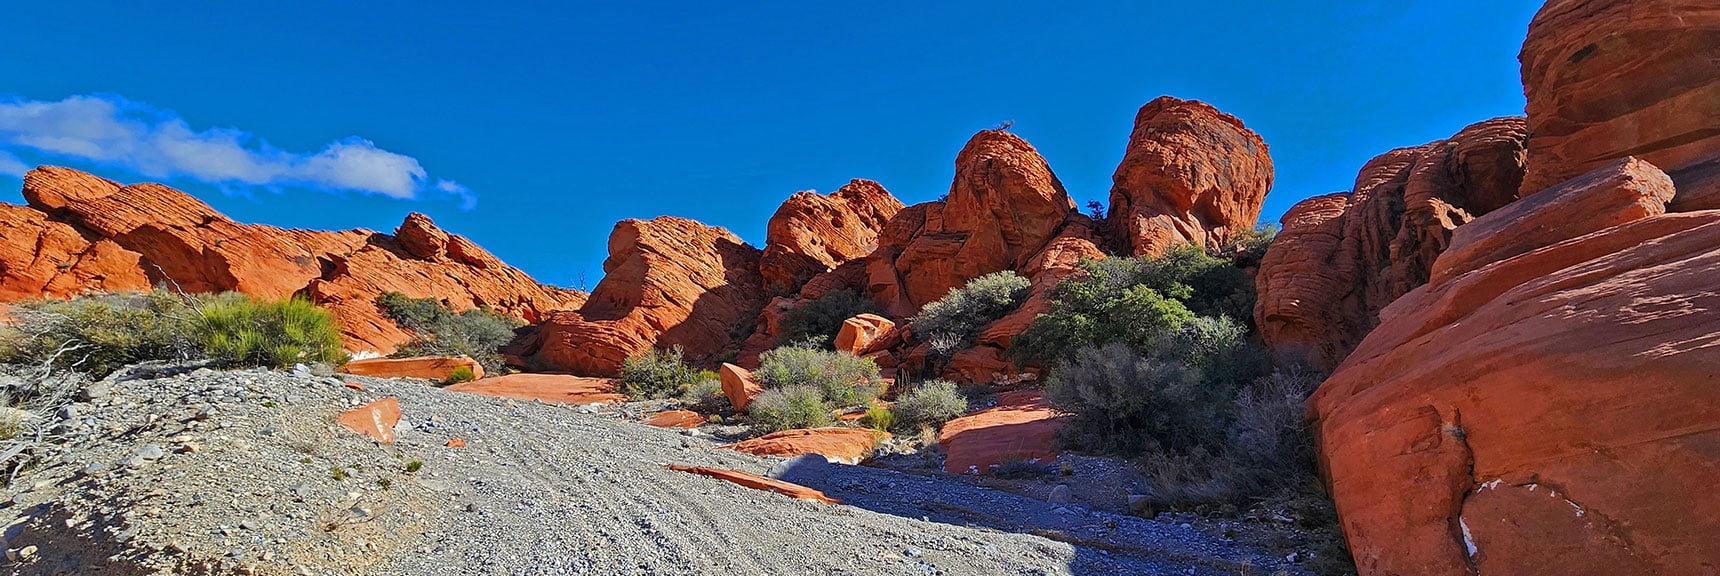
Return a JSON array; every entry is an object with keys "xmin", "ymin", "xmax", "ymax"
[
  {"xmin": 336, "ymin": 398, "xmax": 401, "ymax": 444},
  {"xmin": 1519, "ymin": 0, "xmax": 1720, "ymax": 205},
  {"xmin": 1107, "ymin": 96, "xmax": 1275, "ymax": 256},
  {"xmin": 506, "ymin": 216, "xmax": 766, "ymax": 375},
  {"xmin": 665, "ymin": 465, "xmax": 841, "ymax": 504},
  {"xmin": 1312, "ymin": 158, "xmax": 1720, "ymax": 576},
  {"xmin": 719, "ymin": 363, "xmax": 764, "ymax": 411},
  {"xmin": 340, "ymin": 356, "xmax": 484, "ymax": 381},
  {"xmin": 833, "ymin": 314, "xmax": 893, "ymax": 355},
  {"xmin": 3, "ymin": 167, "xmax": 584, "ymax": 355},
  {"xmin": 1254, "ymin": 118, "xmax": 1529, "ymax": 371},
  {"xmin": 938, "ymin": 390, "xmax": 1064, "ymax": 474},
  {"xmin": 721, "ymin": 428, "xmax": 886, "ymax": 465},
  {"xmin": 865, "ymin": 131, "xmax": 1077, "ymax": 317},
  {"xmin": 758, "ymin": 180, "xmax": 903, "ymax": 294},
  {"xmin": 445, "ymin": 374, "xmax": 627, "ymax": 405}
]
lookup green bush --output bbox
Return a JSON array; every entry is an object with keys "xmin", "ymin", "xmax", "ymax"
[
  {"xmin": 1045, "ymin": 343, "xmax": 1226, "ymax": 455},
  {"xmin": 374, "ymin": 292, "xmax": 521, "ymax": 374},
  {"xmin": 910, "ymin": 270, "xmax": 1031, "ymax": 347},
  {"xmin": 618, "ymin": 346, "xmax": 703, "ymax": 399},
  {"xmin": 777, "ymin": 289, "xmax": 881, "ymax": 349},
  {"xmin": 445, "ymin": 366, "xmax": 477, "ymax": 385},
  {"xmin": 748, "ymin": 385, "xmax": 834, "ymax": 432},
  {"xmin": 860, "ymin": 405, "xmax": 895, "ymax": 433},
  {"xmin": 679, "ymin": 375, "xmax": 728, "ymax": 407},
  {"xmin": 0, "ymin": 291, "xmax": 197, "ymax": 376},
  {"xmin": 892, "ymin": 380, "xmax": 968, "ymax": 430},
  {"xmin": 191, "ymin": 293, "xmax": 346, "ymax": 369},
  {"xmin": 754, "ymin": 344, "xmax": 883, "ymax": 407}
]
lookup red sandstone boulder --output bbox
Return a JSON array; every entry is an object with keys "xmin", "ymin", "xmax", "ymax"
[
  {"xmin": 758, "ymin": 180, "xmax": 903, "ymax": 294},
  {"xmin": 507, "ymin": 217, "xmax": 766, "ymax": 376},
  {"xmin": 938, "ymin": 390, "xmax": 1064, "ymax": 474},
  {"xmin": 341, "ymin": 356, "xmax": 484, "ymax": 381},
  {"xmin": 721, "ymin": 428, "xmax": 885, "ymax": 465},
  {"xmin": 1312, "ymin": 158, "xmax": 1720, "ymax": 576},
  {"xmin": 833, "ymin": 314, "xmax": 893, "ymax": 355},
  {"xmin": 666, "ymin": 465, "xmax": 840, "ymax": 504},
  {"xmin": 444, "ymin": 438, "xmax": 467, "ymax": 448},
  {"xmin": 1519, "ymin": 0, "xmax": 1720, "ymax": 207},
  {"xmin": 445, "ymin": 373, "xmax": 627, "ymax": 405},
  {"xmin": 1254, "ymin": 118, "xmax": 1529, "ymax": 371},
  {"xmin": 719, "ymin": 363, "xmax": 764, "ymax": 411},
  {"xmin": 336, "ymin": 398, "xmax": 401, "ymax": 444},
  {"xmin": 1107, "ymin": 96, "xmax": 1274, "ymax": 256},
  {"xmin": 644, "ymin": 409, "xmax": 705, "ymax": 429}
]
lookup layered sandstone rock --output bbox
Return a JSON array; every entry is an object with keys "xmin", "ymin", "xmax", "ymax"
[
  {"xmin": 1519, "ymin": 0, "xmax": 1720, "ymax": 206},
  {"xmin": 758, "ymin": 180, "xmax": 903, "ymax": 294},
  {"xmin": 665, "ymin": 465, "xmax": 841, "ymax": 504},
  {"xmin": 865, "ymin": 131, "xmax": 1076, "ymax": 317},
  {"xmin": 1107, "ymin": 96, "xmax": 1274, "ymax": 256},
  {"xmin": 340, "ymin": 356, "xmax": 484, "ymax": 381},
  {"xmin": 4, "ymin": 167, "xmax": 584, "ymax": 355},
  {"xmin": 506, "ymin": 217, "xmax": 766, "ymax": 376},
  {"xmin": 719, "ymin": 363, "xmax": 764, "ymax": 411},
  {"xmin": 445, "ymin": 373, "xmax": 627, "ymax": 405},
  {"xmin": 1312, "ymin": 158, "xmax": 1720, "ymax": 576},
  {"xmin": 1254, "ymin": 118, "xmax": 1529, "ymax": 370}
]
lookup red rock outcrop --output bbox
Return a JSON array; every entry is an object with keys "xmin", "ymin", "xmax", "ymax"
[
  {"xmin": 1107, "ymin": 96, "xmax": 1275, "ymax": 256},
  {"xmin": 340, "ymin": 356, "xmax": 484, "ymax": 381},
  {"xmin": 336, "ymin": 398, "xmax": 402, "ymax": 444},
  {"xmin": 3, "ymin": 167, "xmax": 585, "ymax": 355},
  {"xmin": 506, "ymin": 217, "xmax": 766, "ymax": 376},
  {"xmin": 833, "ymin": 314, "xmax": 893, "ymax": 355},
  {"xmin": 758, "ymin": 180, "xmax": 903, "ymax": 294},
  {"xmin": 938, "ymin": 390, "xmax": 1065, "ymax": 474},
  {"xmin": 865, "ymin": 131, "xmax": 1077, "ymax": 317},
  {"xmin": 1311, "ymin": 158, "xmax": 1720, "ymax": 576},
  {"xmin": 720, "ymin": 363, "xmax": 764, "ymax": 411},
  {"xmin": 1518, "ymin": 0, "xmax": 1720, "ymax": 207},
  {"xmin": 665, "ymin": 465, "xmax": 841, "ymax": 504},
  {"xmin": 445, "ymin": 373, "xmax": 627, "ymax": 405},
  {"xmin": 721, "ymin": 428, "xmax": 886, "ymax": 465},
  {"xmin": 1254, "ymin": 118, "xmax": 1529, "ymax": 371}
]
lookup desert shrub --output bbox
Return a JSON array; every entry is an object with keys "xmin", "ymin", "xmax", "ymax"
[
  {"xmin": 748, "ymin": 385, "xmax": 834, "ymax": 432},
  {"xmin": 1218, "ymin": 223, "xmax": 1278, "ymax": 267},
  {"xmin": 911, "ymin": 271, "xmax": 1031, "ymax": 346},
  {"xmin": 191, "ymin": 293, "xmax": 346, "ymax": 369},
  {"xmin": 860, "ymin": 405, "xmax": 895, "ymax": 433},
  {"xmin": 1045, "ymin": 343, "xmax": 1231, "ymax": 455},
  {"xmin": 679, "ymin": 375, "xmax": 728, "ymax": 408},
  {"xmin": 754, "ymin": 344, "xmax": 882, "ymax": 408},
  {"xmin": 0, "ymin": 291, "xmax": 198, "ymax": 376},
  {"xmin": 374, "ymin": 292, "xmax": 521, "ymax": 374},
  {"xmin": 445, "ymin": 366, "xmax": 477, "ymax": 385},
  {"xmin": 777, "ymin": 289, "xmax": 881, "ymax": 349},
  {"xmin": 618, "ymin": 346, "xmax": 703, "ymax": 399},
  {"xmin": 892, "ymin": 380, "xmax": 968, "ymax": 430}
]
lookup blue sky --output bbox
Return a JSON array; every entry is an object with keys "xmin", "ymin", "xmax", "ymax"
[{"xmin": 0, "ymin": 1, "xmax": 1539, "ymax": 289}]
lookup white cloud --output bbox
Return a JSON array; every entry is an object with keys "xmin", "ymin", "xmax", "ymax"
[
  {"xmin": 0, "ymin": 151, "xmax": 27, "ymax": 178},
  {"xmin": 0, "ymin": 94, "xmax": 471, "ymax": 205}
]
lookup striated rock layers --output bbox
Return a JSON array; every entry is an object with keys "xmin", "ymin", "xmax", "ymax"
[
  {"xmin": 1311, "ymin": 157, "xmax": 1719, "ymax": 576},
  {"xmin": 758, "ymin": 179, "xmax": 903, "ymax": 294},
  {"xmin": 1253, "ymin": 118, "xmax": 1529, "ymax": 371},
  {"xmin": 1107, "ymin": 96, "xmax": 1275, "ymax": 256},
  {"xmin": 2, "ymin": 166, "xmax": 583, "ymax": 354},
  {"xmin": 507, "ymin": 217, "xmax": 767, "ymax": 376},
  {"xmin": 1518, "ymin": 0, "xmax": 1720, "ymax": 209}
]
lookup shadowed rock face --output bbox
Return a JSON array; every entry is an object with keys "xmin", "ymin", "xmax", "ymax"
[
  {"xmin": 1311, "ymin": 157, "xmax": 1719, "ymax": 576},
  {"xmin": 758, "ymin": 179, "xmax": 903, "ymax": 295},
  {"xmin": 507, "ymin": 216, "xmax": 766, "ymax": 376},
  {"xmin": 1254, "ymin": 117, "xmax": 1529, "ymax": 371},
  {"xmin": 1107, "ymin": 96, "xmax": 1274, "ymax": 257},
  {"xmin": 1519, "ymin": 0, "xmax": 1720, "ymax": 204},
  {"xmin": 2, "ymin": 166, "xmax": 585, "ymax": 354}
]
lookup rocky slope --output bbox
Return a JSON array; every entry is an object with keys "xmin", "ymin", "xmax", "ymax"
[{"xmin": 0, "ymin": 167, "xmax": 585, "ymax": 354}]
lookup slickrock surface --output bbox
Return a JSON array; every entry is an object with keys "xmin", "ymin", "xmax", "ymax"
[{"xmin": 0, "ymin": 367, "xmax": 1312, "ymax": 576}]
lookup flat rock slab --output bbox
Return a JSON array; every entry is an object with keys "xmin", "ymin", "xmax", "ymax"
[
  {"xmin": 445, "ymin": 373, "xmax": 626, "ymax": 405},
  {"xmin": 342, "ymin": 357, "xmax": 483, "ymax": 381},
  {"xmin": 939, "ymin": 390, "xmax": 1064, "ymax": 474}
]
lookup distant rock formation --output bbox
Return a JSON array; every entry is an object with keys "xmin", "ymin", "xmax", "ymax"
[
  {"xmin": 0, "ymin": 166, "xmax": 584, "ymax": 354},
  {"xmin": 1107, "ymin": 96, "xmax": 1274, "ymax": 256},
  {"xmin": 758, "ymin": 179, "xmax": 903, "ymax": 294}
]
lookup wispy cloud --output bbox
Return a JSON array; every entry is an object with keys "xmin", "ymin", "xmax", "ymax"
[{"xmin": 0, "ymin": 94, "xmax": 473, "ymax": 207}]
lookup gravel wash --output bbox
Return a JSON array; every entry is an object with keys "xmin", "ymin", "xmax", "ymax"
[{"xmin": 0, "ymin": 367, "xmax": 1307, "ymax": 575}]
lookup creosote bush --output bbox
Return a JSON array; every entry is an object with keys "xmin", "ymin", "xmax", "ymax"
[
  {"xmin": 892, "ymin": 380, "xmax": 968, "ymax": 431},
  {"xmin": 374, "ymin": 292, "xmax": 521, "ymax": 374},
  {"xmin": 911, "ymin": 271, "xmax": 1031, "ymax": 347},
  {"xmin": 747, "ymin": 385, "xmax": 834, "ymax": 432},
  {"xmin": 619, "ymin": 346, "xmax": 708, "ymax": 400},
  {"xmin": 754, "ymin": 344, "xmax": 883, "ymax": 408},
  {"xmin": 776, "ymin": 289, "xmax": 881, "ymax": 349}
]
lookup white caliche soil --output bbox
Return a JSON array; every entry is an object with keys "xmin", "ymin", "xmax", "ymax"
[{"xmin": 0, "ymin": 367, "xmax": 1311, "ymax": 575}]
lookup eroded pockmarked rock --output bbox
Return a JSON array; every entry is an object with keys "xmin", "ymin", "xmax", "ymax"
[
  {"xmin": 759, "ymin": 180, "xmax": 904, "ymax": 294},
  {"xmin": 1107, "ymin": 96, "xmax": 1274, "ymax": 256}
]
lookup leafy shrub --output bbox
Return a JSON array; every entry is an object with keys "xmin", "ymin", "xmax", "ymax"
[
  {"xmin": 0, "ymin": 291, "xmax": 197, "ymax": 376},
  {"xmin": 374, "ymin": 292, "xmax": 521, "ymax": 374},
  {"xmin": 911, "ymin": 271, "xmax": 1031, "ymax": 347},
  {"xmin": 191, "ymin": 293, "xmax": 345, "ymax": 369},
  {"xmin": 445, "ymin": 366, "xmax": 477, "ymax": 385},
  {"xmin": 619, "ymin": 346, "xmax": 703, "ymax": 399},
  {"xmin": 1218, "ymin": 224, "xmax": 1278, "ymax": 267},
  {"xmin": 679, "ymin": 375, "xmax": 728, "ymax": 408},
  {"xmin": 777, "ymin": 289, "xmax": 881, "ymax": 349},
  {"xmin": 747, "ymin": 385, "xmax": 833, "ymax": 432},
  {"xmin": 892, "ymin": 380, "xmax": 968, "ymax": 430},
  {"xmin": 860, "ymin": 406, "xmax": 895, "ymax": 433},
  {"xmin": 754, "ymin": 344, "xmax": 883, "ymax": 407},
  {"xmin": 1045, "ymin": 343, "xmax": 1229, "ymax": 455}
]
